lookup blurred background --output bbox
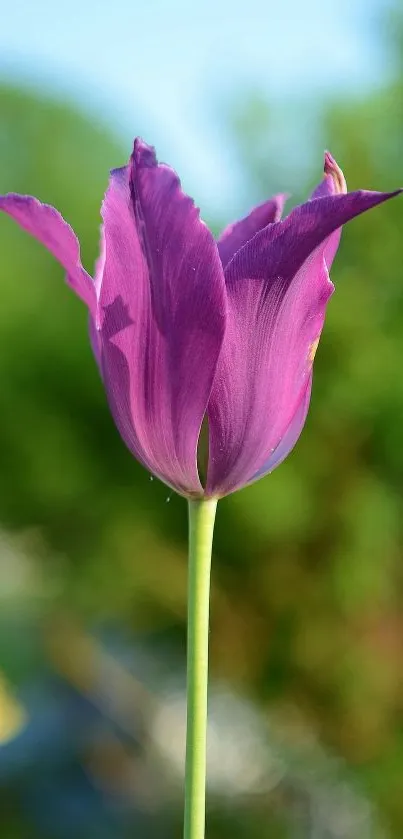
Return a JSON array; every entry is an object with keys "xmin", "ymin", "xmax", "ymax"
[{"xmin": 0, "ymin": 0, "xmax": 402, "ymax": 836}]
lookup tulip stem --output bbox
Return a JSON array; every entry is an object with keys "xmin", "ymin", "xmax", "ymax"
[{"xmin": 184, "ymin": 497, "xmax": 217, "ymax": 839}]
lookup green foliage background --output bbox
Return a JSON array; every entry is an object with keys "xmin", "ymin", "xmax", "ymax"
[{"xmin": 1, "ymin": 18, "xmax": 403, "ymax": 839}]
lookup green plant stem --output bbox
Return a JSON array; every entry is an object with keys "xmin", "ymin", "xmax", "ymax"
[{"xmin": 184, "ymin": 497, "xmax": 218, "ymax": 839}]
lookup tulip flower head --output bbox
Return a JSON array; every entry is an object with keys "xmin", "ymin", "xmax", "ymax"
[{"xmin": 0, "ymin": 143, "xmax": 400, "ymax": 498}]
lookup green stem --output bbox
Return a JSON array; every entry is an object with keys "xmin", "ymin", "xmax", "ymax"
[{"xmin": 184, "ymin": 498, "xmax": 218, "ymax": 839}]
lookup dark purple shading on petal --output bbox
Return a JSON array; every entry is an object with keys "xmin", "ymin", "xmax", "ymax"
[
  {"xmin": 217, "ymin": 194, "xmax": 286, "ymax": 269},
  {"xmin": 0, "ymin": 194, "xmax": 95, "ymax": 310},
  {"xmin": 96, "ymin": 140, "xmax": 227, "ymax": 496},
  {"xmin": 206, "ymin": 186, "xmax": 401, "ymax": 497}
]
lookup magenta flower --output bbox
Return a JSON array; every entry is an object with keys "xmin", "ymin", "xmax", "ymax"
[{"xmin": 0, "ymin": 142, "xmax": 400, "ymax": 498}]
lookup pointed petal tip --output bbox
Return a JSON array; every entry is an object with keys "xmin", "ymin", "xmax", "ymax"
[
  {"xmin": 249, "ymin": 192, "xmax": 289, "ymax": 222},
  {"xmin": 323, "ymin": 149, "xmax": 336, "ymax": 169},
  {"xmin": 217, "ymin": 192, "xmax": 288, "ymax": 269},
  {"xmin": 270, "ymin": 192, "xmax": 289, "ymax": 218},
  {"xmin": 132, "ymin": 137, "xmax": 157, "ymax": 168},
  {"xmin": 323, "ymin": 151, "xmax": 347, "ymax": 194},
  {"xmin": 251, "ymin": 192, "xmax": 289, "ymax": 221},
  {"xmin": 278, "ymin": 191, "xmax": 290, "ymax": 206},
  {"xmin": 358, "ymin": 186, "xmax": 403, "ymax": 201},
  {"xmin": 0, "ymin": 192, "xmax": 95, "ymax": 310}
]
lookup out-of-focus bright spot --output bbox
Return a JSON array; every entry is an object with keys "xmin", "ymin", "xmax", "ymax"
[
  {"xmin": 0, "ymin": 533, "xmax": 34, "ymax": 599},
  {"xmin": 0, "ymin": 531, "xmax": 60, "ymax": 602},
  {"xmin": 152, "ymin": 684, "xmax": 285, "ymax": 796},
  {"xmin": 0, "ymin": 671, "xmax": 27, "ymax": 744}
]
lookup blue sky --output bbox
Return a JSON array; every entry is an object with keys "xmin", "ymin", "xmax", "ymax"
[{"xmin": 0, "ymin": 0, "xmax": 394, "ymax": 215}]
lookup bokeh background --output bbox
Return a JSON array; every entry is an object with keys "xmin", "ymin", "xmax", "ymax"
[{"xmin": 0, "ymin": 0, "xmax": 403, "ymax": 836}]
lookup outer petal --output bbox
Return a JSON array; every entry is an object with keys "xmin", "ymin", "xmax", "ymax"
[
  {"xmin": 0, "ymin": 194, "xmax": 95, "ymax": 310},
  {"xmin": 206, "ymin": 187, "xmax": 401, "ymax": 497},
  {"xmin": 247, "ymin": 375, "xmax": 312, "ymax": 483},
  {"xmin": 96, "ymin": 140, "xmax": 227, "ymax": 497},
  {"xmin": 217, "ymin": 195, "xmax": 286, "ymax": 269}
]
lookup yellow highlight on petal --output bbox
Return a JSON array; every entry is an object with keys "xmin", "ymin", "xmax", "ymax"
[
  {"xmin": 0, "ymin": 672, "xmax": 27, "ymax": 744},
  {"xmin": 308, "ymin": 338, "xmax": 319, "ymax": 365}
]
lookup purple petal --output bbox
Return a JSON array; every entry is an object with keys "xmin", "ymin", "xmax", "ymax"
[
  {"xmin": 0, "ymin": 194, "xmax": 95, "ymax": 310},
  {"xmin": 96, "ymin": 139, "xmax": 227, "ymax": 496},
  {"xmin": 206, "ymin": 186, "xmax": 401, "ymax": 497},
  {"xmin": 217, "ymin": 194, "xmax": 286, "ymax": 269},
  {"xmin": 247, "ymin": 375, "xmax": 312, "ymax": 483},
  {"xmin": 310, "ymin": 151, "xmax": 347, "ymax": 268},
  {"xmin": 311, "ymin": 151, "xmax": 347, "ymax": 200},
  {"xmin": 206, "ymin": 246, "xmax": 331, "ymax": 496}
]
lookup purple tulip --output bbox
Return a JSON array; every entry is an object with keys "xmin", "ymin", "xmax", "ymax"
[{"xmin": 0, "ymin": 142, "xmax": 400, "ymax": 498}]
